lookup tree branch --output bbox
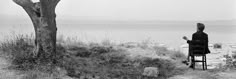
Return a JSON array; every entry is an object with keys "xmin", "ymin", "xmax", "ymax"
[
  {"xmin": 53, "ymin": 0, "xmax": 60, "ymax": 6},
  {"xmin": 39, "ymin": 0, "xmax": 60, "ymax": 17},
  {"xmin": 13, "ymin": 0, "xmax": 34, "ymax": 7}
]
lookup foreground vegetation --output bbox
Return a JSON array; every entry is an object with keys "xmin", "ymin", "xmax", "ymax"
[{"xmin": 0, "ymin": 34, "xmax": 235, "ymax": 79}]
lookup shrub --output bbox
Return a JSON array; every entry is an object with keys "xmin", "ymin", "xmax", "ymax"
[
  {"xmin": 139, "ymin": 38, "xmax": 152, "ymax": 49},
  {"xmin": 96, "ymin": 51, "xmax": 128, "ymax": 65},
  {"xmin": 232, "ymin": 51, "xmax": 236, "ymax": 59},
  {"xmin": 169, "ymin": 51, "xmax": 187, "ymax": 61},
  {"xmin": 57, "ymin": 48, "xmax": 136, "ymax": 79},
  {"xmin": 101, "ymin": 39, "xmax": 113, "ymax": 46},
  {"xmin": 153, "ymin": 46, "xmax": 186, "ymax": 61},
  {"xmin": 213, "ymin": 43, "xmax": 222, "ymax": 49},
  {"xmin": 0, "ymin": 34, "xmax": 36, "ymax": 70},
  {"xmin": 66, "ymin": 46, "xmax": 91, "ymax": 57},
  {"xmin": 90, "ymin": 46, "xmax": 113, "ymax": 54},
  {"xmin": 153, "ymin": 46, "xmax": 168, "ymax": 56},
  {"xmin": 222, "ymin": 54, "xmax": 236, "ymax": 70},
  {"xmin": 141, "ymin": 58, "xmax": 179, "ymax": 78},
  {"xmin": 0, "ymin": 34, "xmax": 67, "ymax": 72},
  {"xmin": 0, "ymin": 34, "xmax": 188, "ymax": 79}
]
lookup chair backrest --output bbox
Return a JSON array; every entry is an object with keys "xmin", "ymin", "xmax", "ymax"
[{"xmin": 189, "ymin": 40, "xmax": 206, "ymax": 55}]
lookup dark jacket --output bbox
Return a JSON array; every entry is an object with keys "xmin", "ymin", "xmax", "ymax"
[{"xmin": 187, "ymin": 31, "xmax": 211, "ymax": 54}]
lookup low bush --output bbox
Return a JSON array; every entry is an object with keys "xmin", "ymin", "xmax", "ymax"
[
  {"xmin": 213, "ymin": 43, "xmax": 222, "ymax": 49},
  {"xmin": 141, "ymin": 57, "xmax": 186, "ymax": 78},
  {"xmin": 232, "ymin": 51, "xmax": 236, "ymax": 59},
  {"xmin": 0, "ymin": 34, "xmax": 36, "ymax": 70},
  {"xmin": 67, "ymin": 46, "xmax": 91, "ymax": 57},
  {"xmin": 153, "ymin": 46, "xmax": 187, "ymax": 61},
  {"xmin": 169, "ymin": 51, "xmax": 187, "ymax": 61},
  {"xmin": 90, "ymin": 46, "xmax": 113, "ymax": 54},
  {"xmin": 223, "ymin": 54, "xmax": 236, "ymax": 69},
  {"xmin": 0, "ymin": 34, "xmax": 67, "ymax": 72},
  {"xmin": 0, "ymin": 34, "xmax": 188, "ymax": 79}
]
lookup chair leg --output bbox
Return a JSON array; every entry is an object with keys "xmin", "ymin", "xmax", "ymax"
[
  {"xmin": 205, "ymin": 55, "xmax": 207, "ymax": 70},
  {"xmin": 202, "ymin": 56, "xmax": 205, "ymax": 70},
  {"xmin": 193, "ymin": 56, "xmax": 195, "ymax": 69}
]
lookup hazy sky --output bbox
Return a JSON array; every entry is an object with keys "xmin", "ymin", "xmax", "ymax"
[
  {"xmin": 1, "ymin": 0, "xmax": 236, "ymax": 21},
  {"xmin": 0, "ymin": 0, "xmax": 236, "ymax": 47}
]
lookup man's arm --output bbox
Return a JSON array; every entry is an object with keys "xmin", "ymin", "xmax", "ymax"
[
  {"xmin": 205, "ymin": 34, "xmax": 209, "ymax": 48},
  {"xmin": 187, "ymin": 34, "xmax": 195, "ymax": 44}
]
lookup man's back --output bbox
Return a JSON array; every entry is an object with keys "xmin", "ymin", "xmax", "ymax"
[
  {"xmin": 192, "ymin": 31, "xmax": 210, "ymax": 54},
  {"xmin": 192, "ymin": 31, "xmax": 208, "ymax": 41}
]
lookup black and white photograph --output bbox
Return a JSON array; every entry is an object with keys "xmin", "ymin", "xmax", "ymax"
[{"xmin": 0, "ymin": 0, "xmax": 236, "ymax": 79}]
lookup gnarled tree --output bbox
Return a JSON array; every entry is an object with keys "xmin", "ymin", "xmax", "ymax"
[{"xmin": 13, "ymin": 0, "xmax": 60, "ymax": 63}]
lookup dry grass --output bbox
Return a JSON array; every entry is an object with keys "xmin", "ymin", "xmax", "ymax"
[{"xmin": 0, "ymin": 34, "xmax": 189, "ymax": 79}]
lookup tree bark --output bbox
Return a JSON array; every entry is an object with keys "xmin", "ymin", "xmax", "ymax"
[{"xmin": 13, "ymin": 0, "xmax": 60, "ymax": 63}]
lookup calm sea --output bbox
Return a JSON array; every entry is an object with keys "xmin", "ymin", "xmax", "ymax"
[{"xmin": 0, "ymin": 21, "xmax": 236, "ymax": 49}]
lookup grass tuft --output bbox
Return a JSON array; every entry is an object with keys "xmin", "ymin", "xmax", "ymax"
[{"xmin": 0, "ymin": 34, "xmax": 189, "ymax": 79}]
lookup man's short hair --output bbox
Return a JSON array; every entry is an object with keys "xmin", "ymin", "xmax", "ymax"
[{"xmin": 197, "ymin": 23, "xmax": 205, "ymax": 31}]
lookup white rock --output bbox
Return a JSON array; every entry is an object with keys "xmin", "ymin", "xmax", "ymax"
[{"xmin": 142, "ymin": 67, "xmax": 159, "ymax": 77}]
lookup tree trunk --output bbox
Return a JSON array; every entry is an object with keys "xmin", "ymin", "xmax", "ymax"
[{"xmin": 13, "ymin": 0, "xmax": 60, "ymax": 63}]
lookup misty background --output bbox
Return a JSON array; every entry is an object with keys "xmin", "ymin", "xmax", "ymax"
[{"xmin": 0, "ymin": 0, "xmax": 236, "ymax": 49}]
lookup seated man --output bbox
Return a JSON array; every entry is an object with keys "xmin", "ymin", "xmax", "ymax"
[{"xmin": 183, "ymin": 23, "xmax": 210, "ymax": 68}]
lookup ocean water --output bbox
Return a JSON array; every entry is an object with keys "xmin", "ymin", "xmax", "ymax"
[{"xmin": 0, "ymin": 21, "xmax": 236, "ymax": 49}]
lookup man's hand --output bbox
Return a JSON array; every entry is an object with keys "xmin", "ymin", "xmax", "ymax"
[{"xmin": 183, "ymin": 36, "xmax": 189, "ymax": 41}]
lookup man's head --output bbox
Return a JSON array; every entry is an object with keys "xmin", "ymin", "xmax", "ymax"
[{"xmin": 197, "ymin": 23, "xmax": 205, "ymax": 32}]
